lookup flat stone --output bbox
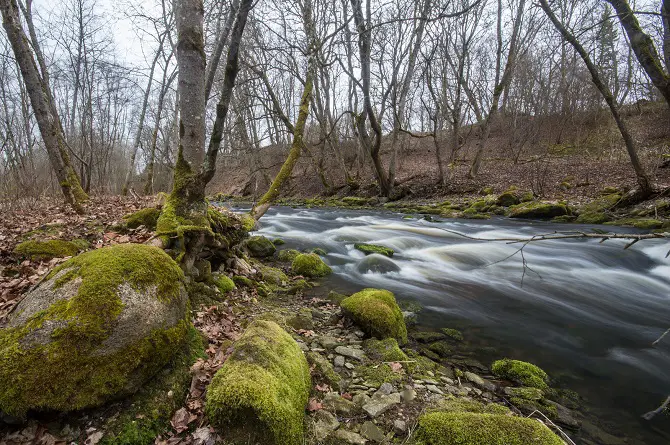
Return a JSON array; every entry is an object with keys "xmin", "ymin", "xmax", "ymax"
[
  {"xmin": 424, "ymin": 379, "xmax": 439, "ymax": 385},
  {"xmin": 345, "ymin": 362, "xmax": 355, "ymax": 370},
  {"xmin": 333, "ymin": 429, "xmax": 367, "ymax": 445},
  {"xmin": 319, "ymin": 336, "xmax": 341, "ymax": 350},
  {"xmin": 334, "ymin": 356, "xmax": 345, "ymax": 367},
  {"xmin": 377, "ymin": 383, "xmax": 395, "ymax": 395},
  {"xmin": 393, "ymin": 419, "xmax": 407, "ymax": 434},
  {"xmin": 464, "ymin": 372, "xmax": 484, "ymax": 385},
  {"xmin": 323, "ymin": 392, "xmax": 357, "ymax": 415},
  {"xmin": 360, "ymin": 421, "xmax": 386, "ymax": 443},
  {"xmin": 335, "ymin": 346, "xmax": 366, "ymax": 361},
  {"xmin": 546, "ymin": 400, "xmax": 581, "ymax": 430},
  {"xmin": 313, "ymin": 410, "xmax": 340, "ymax": 441},
  {"xmin": 353, "ymin": 393, "xmax": 371, "ymax": 407},
  {"xmin": 362, "ymin": 393, "xmax": 401, "ymax": 418},
  {"xmin": 427, "ymin": 385, "xmax": 444, "ymax": 395},
  {"xmin": 400, "ymin": 388, "xmax": 416, "ymax": 403}
]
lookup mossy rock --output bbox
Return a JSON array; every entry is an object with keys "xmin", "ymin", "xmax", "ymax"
[
  {"xmin": 492, "ymin": 359, "xmax": 549, "ymax": 390},
  {"xmin": 412, "ymin": 331, "xmax": 446, "ymax": 343},
  {"xmin": 277, "ymin": 249, "xmax": 301, "ymax": 262},
  {"xmin": 123, "ymin": 207, "xmax": 161, "ymax": 230},
  {"xmin": 434, "ymin": 397, "xmax": 510, "ymax": 415},
  {"xmin": 416, "ymin": 411, "xmax": 563, "ymax": 444},
  {"xmin": 213, "ymin": 274, "xmax": 235, "ymax": 294},
  {"xmin": 311, "ymin": 247, "xmax": 327, "ymax": 256},
  {"xmin": 504, "ymin": 387, "xmax": 544, "ymax": 401},
  {"xmin": 356, "ymin": 254, "xmax": 400, "ymax": 274},
  {"xmin": 0, "ymin": 244, "xmax": 189, "ymax": 417},
  {"xmin": 341, "ymin": 196, "xmax": 371, "ymax": 206},
  {"xmin": 363, "ymin": 337, "xmax": 408, "ymax": 363},
  {"xmin": 291, "ymin": 253, "xmax": 332, "ymax": 278},
  {"xmin": 13, "ymin": 239, "xmax": 88, "ymax": 261},
  {"xmin": 306, "ymin": 351, "xmax": 341, "ymax": 388},
  {"xmin": 258, "ymin": 264, "xmax": 289, "ymax": 287},
  {"xmin": 428, "ymin": 340, "xmax": 451, "ymax": 358},
  {"xmin": 496, "ymin": 192, "xmax": 520, "ymax": 207},
  {"xmin": 441, "ymin": 328, "xmax": 463, "ymax": 341},
  {"xmin": 508, "ymin": 202, "xmax": 570, "ymax": 219},
  {"xmin": 575, "ymin": 212, "xmax": 611, "ymax": 224},
  {"xmin": 205, "ymin": 320, "xmax": 311, "ymax": 445},
  {"xmin": 328, "ymin": 290, "xmax": 349, "ymax": 304},
  {"xmin": 354, "ymin": 243, "xmax": 394, "ymax": 257},
  {"xmin": 245, "ymin": 235, "xmax": 277, "ymax": 258},
  {"xmin": 605, "ymin": 218, "xmax": 666, "ymax": 230},
  {"xmin": 340, "ymin": 288, "xmax": 407, "ymax": 344},
  {"xmin": 233, "ymin": 275, "xmax": 254, "ymax": 288},
  {"xmin": 101, "ymin": 327, "xmax": 205, "ymax": 445},
  {"xmin": 272, "ymin": 238, "xmax": 285, "ymax": 246},
  {"xmin": 580, "ymin": 194, "xmax": 621, "ymax": 214}
]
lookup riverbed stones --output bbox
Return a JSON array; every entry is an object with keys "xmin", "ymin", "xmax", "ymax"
[
  {"xmin": 355, "ymin": 254, "xmax": 400, "ymax": 274},
  {"xmin": 0, "ymin": 244, "xmax": 189, "ymax": 417},
  {"xmin": 334, "ymin": 355, "xmax": 346, "ymax": 367},
  {"xmin": 362, "ymin": 392, "xmax": 401, "ymax": 418},
  {"xmin": 335, "ymin": 345, "xmax": 366, "ymax": 361}
]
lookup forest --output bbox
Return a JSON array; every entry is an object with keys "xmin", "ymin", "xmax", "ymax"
[{"xmin": 0, "ymin": 0, "xmax": 670, "ymax": 444}]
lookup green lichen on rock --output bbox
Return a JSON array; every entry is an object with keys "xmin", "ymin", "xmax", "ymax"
[
  {"xmin": 233, "ymin": 275, "xmax": 255, "ymax": 288},
  {"xmin": 340, "ymin": 288, "xmax": 407, "ymax": 344},
  {"xmin": 245, "ymin": 235, "xmax": 277, "ymax": 258},
  {"xmin": 205, "ymin": 320, "xmax": 311, "ymax": 445},
  {"xmin": 508, "ymin": 202, "xmax": 570, "ymax": 219},
  {"xmin": 441, "ymin": 328, "xmax": 463, "ymax": 341},
  {"xmin": 416, "ymin": 411, "xmax": 563, "ymax": 445},
  {"xmin": 434, "ymin": 397, "xmax": 509, "ymax": 415},
  {"xmin": 363, "ymin": 337, "xmax": 408, "ymax": 363},
  {"xmin": 492, "ymin": 359, "xmax": 549, "ymax": 390},
  {"xmin": 101, "ymin": 327, "xmax": 205, "ymax": 445},
  {"xmin": 354, "ymin": 243, "xmax": 394, "ymax": 257},
  {"xmin": 277, "ymin": 249, "xmax": 301, "ymax": 262},
  {"xmin": 13, "ymin": 239, "xmax": 88, "ymax": 261},
  {"xmin": 504, "ymin": 387, "xmax": 544, "ymax": 401},
  {"xmin": 0, "ymin": 244, "xmax": 189, "ymax": 417},
  {"xmin": 257, "ymin": 264, "xmax": 289, "ymax": 286},
  {"xmin": 123, "ymin": 207, "xmax": 161, "ymax": 230},
  {"xmin": 291, "ymin": 253, "xmax": 332, "ymax": 278},
  {"xmin": 213, "ymin": 274, "xmax": 235, "ymax": 294}
]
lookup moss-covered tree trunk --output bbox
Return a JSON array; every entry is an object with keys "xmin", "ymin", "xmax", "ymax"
[
  {"xmin": 158, "ymin": 0, "xmax": 252, "ymax": 273},
  {"xmin": 0, "ymin": 0, "xmax": 88, "ymax": 213}
]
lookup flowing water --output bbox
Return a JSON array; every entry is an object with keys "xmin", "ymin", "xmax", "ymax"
[{"xmin": 245, "ymin": 205, "xmax": 670, "ymax": 444}]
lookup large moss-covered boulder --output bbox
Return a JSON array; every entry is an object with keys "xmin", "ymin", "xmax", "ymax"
[
  {"xmin": 245, "ymin": 235, "xmax": 276, "ymax": 258},
  {"xmin": 205, "ymin": 320, "xmax": 311, "ymax": 445},
  {"xmin": 0, "ymin": 244, "xmax": 189, "ymax": 417},
  {"xmin": 13, "ymin": 239, "xmax": 88, "ymax": 261},
  {"xmin": 340, "ymin": 289, "xmax": 407, "ymax": 344},
  {"xmin": 508, "ymin": 202, "xmax": 570, "ymax": 219},
  {"xmin": 354, "ymin": 243, "xmax": 394, "ymax": 257},
  {"xmin": 416, "ymin": 411, "xmax": 563, "ymax": 444},
  {"xmin": 291, "ymin": 253, "xmax": 332, "ymax": 278}
]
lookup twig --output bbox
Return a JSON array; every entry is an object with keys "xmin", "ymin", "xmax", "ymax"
[{"xmin": 642, "ymin": 395, "xmax": 670, "ymax": 420}]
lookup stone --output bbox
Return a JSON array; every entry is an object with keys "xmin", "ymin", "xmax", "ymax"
[
  {"xmin": 393, "ymin": 419, "xmax": 407, "ymax": 434},
  {"xmin": 335, "ymin": 346, "xmax": 366, "ymax": 361},
  {"xmin": 362, "ymin": 393, "xmax": 401, "ymax": 418},
  {"xmin": 464, "ymin": 371, "xmax": 485, "ymax": 386},
  {"xmin": 427, "ymin": 385, "xmax": 444, "ymax": 395},
  {"xmin": 323, "ymin": 392, "xmax": 357, "ymax": 415},
  {"xmin": 319, "ymin": 335, "xmax": 341, "ymax": 350},
  {"xmin": 546, "ymin": 400, "xmax": 580, "ymax": 430},
  {"xmin": 334, "ymin": 356, "xmax": 346, "ymax": 367},
  {"xmin": 355, "ymin": 254, "xmax": 401, "ymax": 274},
  {"xmin": 244, "ymin": 235, "xmax": 276, "ymax": 258},
  {"xmin": 353, "ymin": 393, "xmax": 371, "ymax": 408},
  {"xmin": 333, "ymin": 429, "xmax": 367, "ymax": 445},
  {"xmin": 400, "ymin": 388, "xmax": 416, "ymax": 403},
  {"xmin": 313, "ymin": 410, "xmax": 340, "ymax": 441},
  {"xmin": 360, "ymin": 421, "xmax": 386, "ymax": 443},
  {"xmin": 345, "ymin": 363, "xmax": 355, "ymax": 370},
  {"xmin": 377, "ymin": 383, "xmax": 395, "ymax": 395}
]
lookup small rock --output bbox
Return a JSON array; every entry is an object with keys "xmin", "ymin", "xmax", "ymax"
[
  {"xmin": 334, "ymin": 356, "xmax": 346, "ymax": 367},
  {"xmin": 335, "ymin": 346, "xmax": 366, "ymax": 361},
  {"xmin": 464, "ymin": 372, "xmax": 484, "ymax": 386},
  {"xmin": 333, "ymin": 429, "xmax": 367, "ymax": 445},
  {"xmin": 546, "ymin": 400, "xmax": 581, "ymax": 430},
  {"xmin": 345, "ymin": 362, "xmax": 355, "ymax": 370},
  {"xmin": 424, "ymin": 379, "xmax": 439, "ymax": 385},
  {"xmin": 377, "ymin": 383, "xmax": 395, "ymax": 395},
  {"xmin": 427, "ymin": 385, "xmax": 444, "ymax": 395},
  {"xmin": 313, "ymin": 410, "xmax": 340, "ymax": 441},
  {"xmin": 362, "ymin": 392, "xmax": 401, "ymax": 417},
  {"xmin": 400, "ymin": 388, "xmax": 416, "ymax": 403},
  {"xmin": 323, "ymin": 392, "xmax": 357, "ymax": 415},
  {"xmin": 360, "ymin": 421, "xmax": 386, "ymax": 443},
  {"xmin": 353, "ymin": 393, "xmax": 371, "ymax": 407},
  {"xmin": 319, "ymin": 336, "xmax": 341, "ymax": 350},
  {"xmin": 393, "ymin": 419, "xmax": 407, "ymax": 434},
  {"xmin": 354, "ymin": 330, "xmax": 365, "ymax": 338}
]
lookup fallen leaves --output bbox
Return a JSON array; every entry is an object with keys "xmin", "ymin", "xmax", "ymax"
[
  {"xmin": 307, "ymin": 398, "xmax": 323, "ymax": 412},
  {"xmin": 170, "ymin": 408, "xmax": 198, "ymax": 433}
]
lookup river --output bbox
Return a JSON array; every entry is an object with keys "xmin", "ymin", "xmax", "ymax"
[{"xmin": 246, "ymin": 205, "xmax": 670, "ymax": 444}]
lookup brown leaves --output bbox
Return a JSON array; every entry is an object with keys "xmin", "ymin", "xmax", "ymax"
[
  {"xmin": 170, "ymin": 408, "xmax": 198, "ymax": 433},
  {"xmin": 390, "ymin": 362, "xmax": 403, "ymax": 373},
  {"xmin": 307, "ymin": 398, "xmax": 323, "ymax": 412}
]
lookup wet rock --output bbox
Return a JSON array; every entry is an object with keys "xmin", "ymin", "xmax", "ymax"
[
  {"xmin": 546, "ymin": 400, "xmax": 580, "ymax": 430},
  {"xmin": 362, "ymin": 392, "xmax": 401, "ymax": 418},
  {"xmin": 360, "ymin": 421, "xmax": 386, "ymax": 443},
  {"xmin": 244, "ymin": 235, "xmax": 276, "ymax": 258},
  {"xmin": 313, "ymin": 410, "xmax": 340, "ymax": 441},
  {"xmin": 356, "ymin": 254, "xmax": 401, "ymax": 274},
  {"xmin": 335, "ymin": 346, "xmax": 366, "ymax": 361},
  {"xmin": 333, "ymin": 429, "xmax": 367, "ymax": 445}
]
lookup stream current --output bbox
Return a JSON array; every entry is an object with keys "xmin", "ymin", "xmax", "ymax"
[{"xmin": 243, "ymin": 205, "xmax": 670, "ymax": 444}]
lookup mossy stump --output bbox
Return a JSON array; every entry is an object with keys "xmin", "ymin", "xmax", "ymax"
[
  {"xmin": 291, "ymin": 253, "xmax": 332, "ymax": 278},
  {"xmin": 0, "ymin": 244, "xmax": 190, "ymax": 417},
  {"xmin": 205, "ymin": 320, "xmax": 311, "ymax": 445},
  {"xmin": 340, "ymin": 288, "xmax": 407, "ymax": 344}
]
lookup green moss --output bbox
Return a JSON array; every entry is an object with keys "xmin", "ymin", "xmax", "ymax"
[
  {"xmin": 355, "ymin": 363, "xmax": 403, "ymax": 386},
  {"xmin": 441, "ymin": 328, "xmax": 463, "ymax": 341},
  {"xmin": 509, "ymin": 397, "xmax": 558, "ymax": 418},
  {"xmin": 520, "ymin": 192, "xmax": 534, "ymax": 202},
  {"xmin": 272, "ymin": 238, "xmax": 286, "ymax": 246},
  {"xmin": 341, "ymin": 196, "xmax": 372, "ymax": 206},
  {"xmin": 287, "ymin": 279, "xmax": 311, "ymax": 295},
  {"xmin": 354, "ymin": 243, "xmax": 394, "ymax": 257},
  {"xmin": 605, "ymin": 218, "xmax": 665, "ymax": 229},
  {"xmin": 575, "ymin": 212, "xmax": 610, "ymax": 224},
  {"xmin": 416, "ymin": 412, "xmax": 563, "ymax": 445},
  {"xmin": 492, "ymin": 359, "xmax": 549, "ymax": 390},
  {"xmin": 291, "ymin": 253, "xmax": 332, "ymax": 278},
  {"xmin": 245, "ymin": 235, "xmax": 277, "ymax": 258},
  {"xmin": 205, "ymin": 320, "xmax": 311, "ymax": 445},
  {"xmin": 412, "ymin": 331, "xmax": 446, "ymax": 343},
  {"xmin": 340, "ymin": 288, "xmax": 407, "ymax": 344},
  {"xmin": 0, "ymin": 244, "xmax": 188, "ymax": 417},
  {"xmin": 434, "ymin": 397, "xmax": 510, "ymax": 415},
  {"xmin": 508, "ymin": 202, "xmax": 570, "ymax": 219},
  {"xmin": 496, "ymin": 192, "xmax": 520, "ymax": 207},
  {"xmin": 363, "ymin": 338, "xmax": 408, "ymax": 363},
  {"xmin": 311, "ymin": 247, "xmax": 327, "ymax": 256},
  {"xmin": 428, "ymin": 341, "xmax": 451, "ymax": 358},
  {"xmin": 214, "ymin": 274, "xmax": 235, "ymax": 294},
  {"xmin": 306, "ymin": 351, "xmax": 341, "ymax": 387},
  {"xmin": 257, "ymin": 264, "xmax": 289, "ymax": 287},
  {"xmin": 277, "ymin": 249, "xmax": 301, "ymax": 262},
  {"xmin": 13, "ymin": 239, "xmax": 88, "ymax": 261},
  {"xmin": 233, "ymin": 275, "xmax": 255, "ymax": 288},
  {"xmin": 123, "ymin": 208, "xmax": 161, "ymax": 230},
  {"xmin": 101, "ymin": 327, "xmax": 205, "ymax": 445},
  {"xmin": 504, "ymin": 387, "xmax": 544, "ymax": 401}
]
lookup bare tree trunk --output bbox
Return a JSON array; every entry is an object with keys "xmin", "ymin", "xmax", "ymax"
[
  {"xmin": 540, "ymin": 0, "xmax": 653, "ymax": 196},
  {"xmin": 204, "ymin": 0, "xmax": 240, "ymax": 101},
  {"xmin": 0, "ymin": 0, "xmax": 87, "ymax": 212}
]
